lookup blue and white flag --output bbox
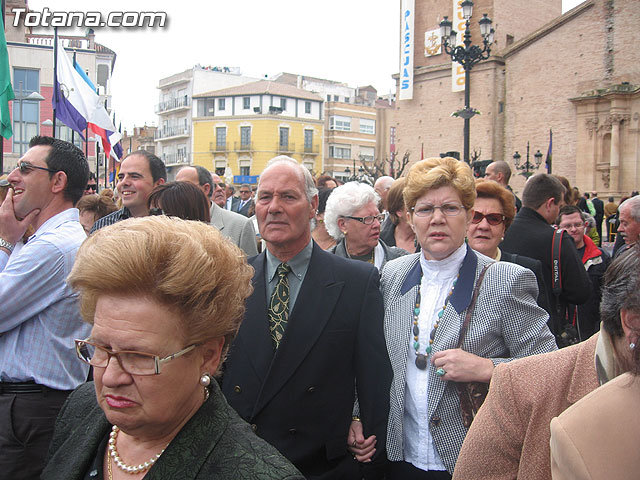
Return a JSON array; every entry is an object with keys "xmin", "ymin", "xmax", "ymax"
[{"xmin": 53, "ymin": 40, "xmax": 121, "ymax": 159}]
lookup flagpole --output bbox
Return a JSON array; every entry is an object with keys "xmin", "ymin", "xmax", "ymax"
[
  {"xmin": 52, "ymin": 27, "xmax": 57, "ymax": 137},
  {"xmin": 0, "ymin": 0, "xmax": 5, "ymax": 172},
  {"xmin": 70, "ymin": 50, "xmax": 76, "ymax": 145}
]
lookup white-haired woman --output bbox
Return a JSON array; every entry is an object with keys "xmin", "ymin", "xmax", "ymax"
[{"xmin": 324, "ymin": 181, "xmax": 407, "ymax": 272}]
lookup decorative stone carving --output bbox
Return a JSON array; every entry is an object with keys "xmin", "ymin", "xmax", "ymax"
[{"xmin": 585, "ymin": 117, "xmax": 598, "ymax": 139}]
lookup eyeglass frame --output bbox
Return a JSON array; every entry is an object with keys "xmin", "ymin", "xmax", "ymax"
[
  {"xmin": 558, "ymin": 221, "xmax": 586, "ymax": 231},
  {"xmin": 74, "ymin": 338, "xmax": 198, "ymax": 375},
  {"xmin": 340, "ymin": 214, "xmax": 385, "ymax": 225},
  {"xmin": 471, "ymin": 211, "xmax": 506, "ymax": 226},
  {"xmin": 411, "ymin": 202, "xmax": 466, "ymax": 218},
  {"xmin": 17, "ymin": 161, "xmax": 59, "ymax": 175},
  {"xmin": 85, "ymin": 184, "xmax": 98, "ymax": 191},
  {"xmin": 148, "ymin": 207, "xmax": 164, "ymax": 216}
]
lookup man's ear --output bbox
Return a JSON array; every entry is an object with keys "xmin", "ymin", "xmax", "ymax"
[
  {"xmin": 155, "ymin": 178, "xmax": 166, "ymax": 187},
  {"xmin": 203, "ymin": 183, "xmax": 212, "ymax": 197},
  {"xmin": 51, "ymin": 171, "xmax": 68, "ymax": 195}
]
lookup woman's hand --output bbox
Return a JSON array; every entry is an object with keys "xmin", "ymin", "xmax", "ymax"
[
  {"xmin": 347, "ymin": 420, "xmax": 376, "ymax": 463},
  {"xmin": 431, "ymin": 348, "xmax": 494, "ymax": 382}
]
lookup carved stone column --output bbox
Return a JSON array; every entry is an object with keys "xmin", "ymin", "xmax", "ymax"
[{"xmin": 608, "ymin": 115, "xmax": 622, "ymax": 193}]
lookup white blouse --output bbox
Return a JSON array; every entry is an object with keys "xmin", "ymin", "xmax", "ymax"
[{"xmin": 403, "ymin": 242, "xmax": 466, "ymax": 471}]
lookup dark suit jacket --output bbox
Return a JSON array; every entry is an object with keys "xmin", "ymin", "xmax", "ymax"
[
  {"xmin": 329, "ymin": 238, "xmax": 407, "ymax": 274},
  {"xmin": 226, "ymin": 196, "xmax": 240, "ymax": 211},
  {"xmin": 501, "ymin": 250, "xmax": 552, "ymax": 316},
  {"xmin": 235, "ymin": 198, "xmax": 255, "ymax": 217},
  {"xmin": 41, "ymin": 382, "xmax": 303, "ymax": 480},
  {"xmin": 501, "ymin": 207, "xmax": 591, "ymax": 336},
  {"xmin": 222, "ymin": 243, "xmax": 392, "ymax": 479}
]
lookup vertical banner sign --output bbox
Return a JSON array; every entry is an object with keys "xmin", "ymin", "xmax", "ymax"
[
  {"xmin": 451, "ymin": 0, "xmax": 465, "ymax": 92},
  {"xmin": 399, "ymin": 0, "xmax": 414, "ymax": 100}
]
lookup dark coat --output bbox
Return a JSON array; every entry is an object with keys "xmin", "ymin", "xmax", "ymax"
[
  {"xmin": 329, "ymin": 238, "xmax": 408, "ymax": 274},
  {"xmin": 234, "ymin": 198, "xmax": 255, "ymax": 217},
  {"xmin": 41, "ymin": 382, "xmax": 303, "ymax": 480},
  {"xmin": 500, "ymin": 250, "xmax": 552, "ymax": 316},
  {"xmin": 380, "ymin": 218, "xmax": 419, "ymax": 253},
  {"xmin": 221, "ymin": 243, "xmax": 392, "ymax": 479},
  {"xmin": 501, "ymin": 207, "xmax": 591, "ymax": 336}
]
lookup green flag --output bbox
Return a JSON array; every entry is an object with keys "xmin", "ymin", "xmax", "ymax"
[{"xmin": 0, "ymin": 15, "xmax": 14, "ymax": 139}]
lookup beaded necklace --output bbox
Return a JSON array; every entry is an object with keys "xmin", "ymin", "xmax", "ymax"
[{"xmin": 412, "ymin": 275, "xmax": 458, "ymax": 369}]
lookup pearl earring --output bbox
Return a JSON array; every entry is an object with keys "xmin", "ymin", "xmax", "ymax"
[
  {"xmin": 200, "ymin": 373, "xmax": 211, "ymax": 387},
  {"xmin": 630, "ymin": 342, "xmax": 636, "ymax": 350}
]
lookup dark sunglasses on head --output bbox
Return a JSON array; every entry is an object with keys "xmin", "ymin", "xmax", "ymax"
[{"xmin": 471, "ymin": 211, "xmax": 506, "ymax": 226}]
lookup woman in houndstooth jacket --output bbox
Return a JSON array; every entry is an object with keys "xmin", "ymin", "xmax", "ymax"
[{"xmin": 373, "ymin": 158, "xmax": 557, "ymax": 479}]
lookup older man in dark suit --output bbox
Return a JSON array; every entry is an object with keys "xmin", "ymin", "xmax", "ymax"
[{"xmin": 222, "ymin": 156, "xmax": 391, "ymax": 479}]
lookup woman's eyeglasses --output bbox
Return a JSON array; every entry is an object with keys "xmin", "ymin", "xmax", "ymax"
[
  {"xmin": 471, "ymin": 212, "xmax": 506, "ymax": 226},
  {"xmin": 74, "ymin": 339, "xmax": 197, "ymax": 375},
  {"xmin": 341, "ymin": 214, "xmax": 385, "ymax": 225},
  {"xmin": 412, "ymin": 203, "xmax": 464, "ymax": 218}
]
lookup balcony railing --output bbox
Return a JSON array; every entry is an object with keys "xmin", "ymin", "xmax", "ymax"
[
  {"xmin": 210, "ymin": 142, "xmax": 228, "ymax": 152},
  {"xmin": 277, "ymin": 142, "xmax": 295, "ymax": 153},
  {"xmin": 154, "ymin": 125, "xmax": 191, "ymax": 140},
  {"xmin": 234, "ymin": 141, "xmax": 253, "ymax": 152},
  {"xmin": 303, "ymin": 144, "xmax": 320, "ymax": 154},
  {"xmin": 162, "ymin": 153, "xmax": 190, "ymax": 166},
  {"xmin": 155, "ymin": 96, "xmax": 191, "ymax": 113}
]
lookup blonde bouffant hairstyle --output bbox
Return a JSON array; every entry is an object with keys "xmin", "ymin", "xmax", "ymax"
[
  {"xmin": 403, "ymin": 157, "xmax": 476, "ymax": 211},
  {"xmin": 67, "ymin": 216, "xmax": 254, "ymax": 373}
]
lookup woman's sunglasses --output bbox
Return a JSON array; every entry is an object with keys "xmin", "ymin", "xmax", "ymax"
[{"xmin": 471, "ymin": 212, "xmax": 506, "ymax": 226}]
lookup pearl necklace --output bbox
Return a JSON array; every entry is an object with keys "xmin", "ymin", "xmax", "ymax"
[
  {"xmin": 108, "ymin": 425, "xmax": 166, "ymax": 475},
  {"xmin": 413, "ymin": 275, "xmax": 458, "ymax": 369}
]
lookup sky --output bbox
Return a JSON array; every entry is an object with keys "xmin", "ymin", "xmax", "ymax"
[{"xmin": 26, "ymin": 0, "xmax": 585, "ymax": 133}]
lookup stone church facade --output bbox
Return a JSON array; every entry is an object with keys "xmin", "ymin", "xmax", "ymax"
[{"xmin": 394, "ymin": 0, "xmax": 639, "ymax": 198}]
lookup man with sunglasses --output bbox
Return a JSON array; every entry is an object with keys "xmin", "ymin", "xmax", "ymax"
[
  {"xmin": 84, "ymin": 171, "xmax": 98, "ymax": 195},
  {"xmin": 501, "ymin": 174, "xmax": 591, "ymax": 345},
  {"xmin": 0, "ymin": 136, "xmax": 92, "ymax": 478}
]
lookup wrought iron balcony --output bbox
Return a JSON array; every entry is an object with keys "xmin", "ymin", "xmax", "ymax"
[{"xmin": 155, "ymin": 96, "xmax": 191, "ymax": 113}]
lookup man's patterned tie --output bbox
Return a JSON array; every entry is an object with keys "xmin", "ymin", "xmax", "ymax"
[{"xmin": 268, "ymin": 263, "xmax": 291, "ymax": 349}]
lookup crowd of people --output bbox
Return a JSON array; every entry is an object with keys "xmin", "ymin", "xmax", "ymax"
[{"xmin": 1, "ymin": 136, "xmax": 640, "ymax": 480}]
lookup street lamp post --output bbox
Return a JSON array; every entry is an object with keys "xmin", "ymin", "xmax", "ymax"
[
  {"xmin": 15, "ymin": 82, "xmax": 45, "ymax": 156},
  {"xmin": 439, "ymin": 1, "xmax": 494, "ymax": 164},
  {"xmin": 513, "ymin": 142, "xmax": 543, "ymax": 178},
  {"xmin": 344, "ymin": 157, "xmax": 364, "ymax": 182}
]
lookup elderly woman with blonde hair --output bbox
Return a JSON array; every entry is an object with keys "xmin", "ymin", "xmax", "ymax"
[
  {"xmin": 374, "ymin": 157, "xmax": 556, "ymax": 479},
  {"xmin": 41, "ymin": 216, "xmax": 303, "ymax": 480},
  {"xmin": 324, "ymin": 181, "xmax": 407, "ymax": 271}
]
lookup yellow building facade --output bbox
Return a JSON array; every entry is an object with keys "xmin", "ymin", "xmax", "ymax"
[{"xmin": 192, "ymin": 80, "xmax": 324, "ymax": 185}]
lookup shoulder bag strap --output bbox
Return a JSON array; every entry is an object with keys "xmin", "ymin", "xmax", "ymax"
[{"xmin": 457, "ymin": 263, "xmax": 492, "ymax": 349}]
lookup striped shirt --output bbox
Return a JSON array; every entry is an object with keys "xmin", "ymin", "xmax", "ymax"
[
  {"xmin": 0, "ymin": 209, "xmax": 91, "ymax": 390},
  {"xmin": 90, "ymin": 206, "xmax": 131, "ymax": 233}
]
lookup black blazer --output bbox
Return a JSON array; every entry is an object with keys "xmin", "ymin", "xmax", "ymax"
[
  {"xmin": 234, "ymin": 198, "xmax": 255, "ymax": 217},
  {"xmin": 501, "ymin": 207, "xmax": 591, "ymax": 334},
  {"xmin": 41, "ymin": 382, "xmax": 303, "ymax": 480},
  {"xmin": 221, "ymin": 243, "xmax": 392, "ymax": 479},
  {"xmin": 500, "ymin": 250, "xmax": 552, "ymax": 316}
]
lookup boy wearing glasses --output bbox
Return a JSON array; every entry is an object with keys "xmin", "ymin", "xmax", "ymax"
[{"xmin": 0, "ymin": 136, "xmax": 92, "ymax": 478}]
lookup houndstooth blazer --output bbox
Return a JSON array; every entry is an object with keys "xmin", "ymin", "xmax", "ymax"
[{"xmin": 381, "ymin": 246, "xmax": 557, "ymax": 474}]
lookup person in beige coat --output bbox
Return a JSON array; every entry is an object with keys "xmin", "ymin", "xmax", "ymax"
[
  {"xmin": 454, "ymin": 244, "xmax": 640, "ymax": 480},
  {"xmin": 549, "ymin": 373, "xmax": 640, "ymax": 480},
  {"xmin": 550, "ymin": 245, "xmax": 640, "ymax": 480}
]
